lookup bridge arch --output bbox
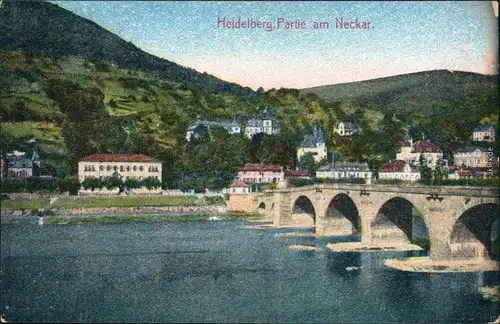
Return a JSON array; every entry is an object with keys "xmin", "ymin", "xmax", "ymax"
[
  {"xmin": 324, "ymin": 193, "xmax": 361, "ymax": 235},
  {"xmin": 371, "ymin": 196, "xmax": 430, "ymax": 250},
  {"xmin": 291, "ymin": 195, "xmax": 316, "ymax": 226},
  {"xmin": 449, "ymin": 203, "xmax": 499, "ymax": 260}
]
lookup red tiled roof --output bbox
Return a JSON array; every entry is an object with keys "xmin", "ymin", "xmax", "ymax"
[
  {"xmin": 238, "ymin": 163, "xmax": 282, "ymax": 172},
  {"xmin": 230, "ymin": 179, "xmax": 250, "ymax": 188},
  {"xmin": 285, "ymin": 170, "xmax": 310, "ymax": 177},
  {"xmin": 80, "ymin": 154, "xmax": 157, "ymax": 162},
  {"xmin": 411, "ymin": 140, "xmax": 442, "ymax": 153},
  {"xmin": 400, "ymin": 140, "xmax": 412, "ymax": 147},
  {"xmin": 380, "ymin": 160, "xmax": 419, "ymax": 173}
]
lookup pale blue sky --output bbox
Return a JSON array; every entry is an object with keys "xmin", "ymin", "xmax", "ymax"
[{"xmin": 54, "ymin": 1, "xmax": 498, "ymax": 90}]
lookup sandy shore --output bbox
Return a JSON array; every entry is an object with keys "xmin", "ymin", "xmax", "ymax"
[
  {"xmin": 327, "ymin": 242, "xmax": 423, "ymax": 253},
  {"xmin": 289, "ymin": 245, "xmax": 320, "ymax": 251},
  {"xmin": 384, "ymin": 256, "xmax": 500, "ymax": 273}
]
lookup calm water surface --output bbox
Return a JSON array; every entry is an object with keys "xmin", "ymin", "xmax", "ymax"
[{"xmin": 1, "ymin": 220, "xmax": 498, "ymax": 323}]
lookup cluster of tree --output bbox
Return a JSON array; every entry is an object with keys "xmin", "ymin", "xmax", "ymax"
[
  {"xmin": 81, "ymin": 176, "xmax": 162, "ymax": 192},
  {"xmin": 1, "ymin": 176, "xmax": 80, "ymax": 195}
]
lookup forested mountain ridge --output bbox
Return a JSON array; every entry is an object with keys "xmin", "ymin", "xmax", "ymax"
[{"xmin": 301, "ymin": 69, "xmax": 497, "ymax": 114}]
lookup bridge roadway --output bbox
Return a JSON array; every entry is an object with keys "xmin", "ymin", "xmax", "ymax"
[{"xmin": 252, "ymin": 184, "xmax": 499, "ymax": 260}]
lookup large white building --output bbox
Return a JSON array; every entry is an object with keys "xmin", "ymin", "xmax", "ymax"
[
  {"xmin": 379, "ymin": 159, "xmax": 421, "ymax": 181},
  {"xmin": 244, "ymin": 106, "xmax": 281, "ymax": 138},
  {"xmin": 453, "ymin": 146, "xmax": 491, "ymax": 168},
  {"xmin": 316, "ymin": 162, "xmax": 371, "ymax": 180},
  {"xmin": 396, "ymin": 139, "xmax": 444, "ymax": 168},
  {"xmin": 78, "ymin": 153, "xmax": 161, "ymax": 182},
  {"xmin": 297, "ymin": 125, "xmax": 327, "ymax": 163}
]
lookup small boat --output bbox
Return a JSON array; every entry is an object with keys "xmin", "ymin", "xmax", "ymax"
[
  {"xmin": 208, "ymin": 215, "xmax": 221, "ymax": 221},
  {"xmin": 1, "ymin": 314, "xmax": 7, "ymax": 323},
  {"xmin": 346, "ymin": 266, "xmax": 363, "ymax": 271}
]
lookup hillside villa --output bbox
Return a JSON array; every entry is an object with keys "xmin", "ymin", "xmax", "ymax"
[
  {"xmin": 186, "ymin": 119, "xmax": 241, "ymax": 141},
  {"xmin": 396, "ymin": 139, "xmax": 444, "ymax": 168},
  {"xmin": 78, "ymin": 153, "xmax": 162, "ymax": 194},
  {"xmin": 334, "ymin": 121, "xmax": 358, "ymax": 136},
  {"xmin": 244, "ymin": 106, "xmax": 281, "ymax": 138},
  {"xmin": 379, "ymin": 159, "xmax": 421, "ymax": 181},
  {"xmin": 185, "ymin": 106, "xmax": 281, "ymax": 141},
  {"xmin": 4, "ymin": 149, "xmax": 42, "ymax": 178},
  {"xmin": 471, "ymin": 124, "xmax": 496, "ymax": 142},
  {"xmin": 297, "ymin": 124, "xmax": 327, "ymax": 163}
]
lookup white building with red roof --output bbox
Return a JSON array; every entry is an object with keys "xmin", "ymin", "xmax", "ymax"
[
  {"xmin": 396, "ymin": 139, "xmax": 444, "ymax": 168},
  {"xmin": 229, "ymin": 179, "xmax": 251, "ymax": 194},
  {"xmin": 237, "ymin": 163, "xmax": 284, "ymax": 185},
  {"xmin": 78, "ymin": 154, "xmax": 162, "ymax": 183},
  {"xmin": 379, "ymin": 159, "xmax": 420, "ymax": 181}
]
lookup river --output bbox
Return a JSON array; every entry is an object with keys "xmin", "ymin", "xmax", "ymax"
[{"xmin": 0, "ymin": 220, "xmax": 498, "ymax": 323}]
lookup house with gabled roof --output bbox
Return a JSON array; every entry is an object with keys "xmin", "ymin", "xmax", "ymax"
[
  {"xmin": 379, "ymin": 159, "xmax": 420, "ymax": 181},
  {"xmin": 244, "ymin": 106, "xmax": 281, "ymax": 138},
  {"xmin": 297, "ymin": 124, "xmax": 327, "ymax": 163},
  {"xmin": 471, "ymin": 124, "xmax": 496, "ymax": 142},
  {"xmin": 334, "ymin": 121, "xmax": 358, "ymax": 136},
  {"xmin": 186, "ymin": 119, "xmax": 241, "ymax": 141},
  {"xmin": 396, "ymin": 139, "xmax": 444, "ymax": 168}
]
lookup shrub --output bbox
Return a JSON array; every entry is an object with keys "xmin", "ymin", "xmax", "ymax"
[
  {"xmin": 57, "ymin": 177, "xmax": 80, "ymax": 195},
  {"xmin": 81, "ymin": 176, "xmax": 102, "ymax": 191}
]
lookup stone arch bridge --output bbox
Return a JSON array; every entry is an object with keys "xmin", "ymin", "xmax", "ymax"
[{"xmin": 251, "ymin": 184, "xmax": 499, "ymax": 261}]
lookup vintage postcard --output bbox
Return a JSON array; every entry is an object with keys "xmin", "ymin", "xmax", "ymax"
[{"xmin": 0, "ymin": 1, "xmax": 499, "ymax": 323}]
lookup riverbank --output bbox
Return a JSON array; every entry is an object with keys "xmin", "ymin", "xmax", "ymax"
[
  {"xmin": 384, "ymin": 256, "xmax": 500, "ymax": 273},
  {"xmin": 1, "ymin": 212, "xmax": 263, "ymax": 225}
]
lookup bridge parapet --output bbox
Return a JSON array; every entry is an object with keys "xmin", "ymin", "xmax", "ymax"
[{"xmin": 273, "ymin": 184, "xmax": 498, "ymax": 198}]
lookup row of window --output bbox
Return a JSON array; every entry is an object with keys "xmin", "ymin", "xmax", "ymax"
[
  {"xmin": 242, "ymin": 178, "xmax": 278, "ymax": 183},
  {"xmin": 83, "ymin": 165, "xmax": 160, "ymax": 172},
  {"xmin": 84, "ymin": 176, "xmax": 158, "ymax": 181}
]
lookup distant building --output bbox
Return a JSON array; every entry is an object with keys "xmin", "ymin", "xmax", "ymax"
[
  {"xmin": 284, "ymin": 169, "xmax": 311, "ymax": 179},
  {"xmin": 78, "ymin": 154, "xmax": 162, "ymax": 184},
  {"xmin": 186, "ymin": 119, "xmax": 241, "ymax": 141},
  {"xmin": 6, "ymin": 149, "xmax": 42, "ymax": 178},
  {"xmin": 244, "ymin": 106, "xmax": 281, "ymax": 138},
  {"xmin": 316, "ymin": 162, "xmax": 371, "ymax": 180},
  {"xmin": 471, "ymin": 124, "xmax": 496, "ymax": 142},
  {"xmin": 396, "ymin": 139, "xmax": 444, "ymax": 168},
  {"xmin": 229, "ymin": 179, "xmax": 251, "ymax": 194},
  {"xmin": 334, "ymin": 121, "xmax": 358, "ymax": 136},
  {"xmin": 237, "ymin": 163, "xmax": 284, "ymax": 184},
  {"xmin": 297, "ymin": 125, "xmax": 327, "ymax": 163},
  {"xmin": 453, "ymin": 146, "xmax": 491, "ymax": 168},
  {"xmin": 379, "ymin": 160, "xmax": 420, "ymax": 181}
]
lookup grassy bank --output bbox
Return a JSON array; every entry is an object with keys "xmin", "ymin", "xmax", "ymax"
[
  {"xmin": 46, "ymin": 212, "xmax": 261, "ymax": 225},
  {"xmin": 1, "ymin": 196, "xmax": 202, "ymax": 210},
  {"xmin": 1, "ymin": 198, "xmax": 51, "ymax": 210}
]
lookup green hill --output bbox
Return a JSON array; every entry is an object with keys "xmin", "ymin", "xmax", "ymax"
[
  {"xmin": 302, "ymin": 70, "xmax": 497, "ymax": 114},
  {"xmin": 0, "ymin": 1, "xmax": 254, "ymax": 97}
]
